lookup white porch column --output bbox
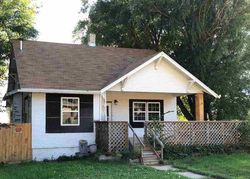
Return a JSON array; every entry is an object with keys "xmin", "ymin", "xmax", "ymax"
[
  {"xmin": 93, "ymin": 94, "xmax": 101, "ymax": 121},
  {"xmin": 100, "ymin": 92, "xmax": 107, "ymax": 121}
]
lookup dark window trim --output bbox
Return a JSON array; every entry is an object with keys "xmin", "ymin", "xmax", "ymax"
[
  {"xmin": 129, "ymin": 99, "xmax": 164, "ymax": 128},
  {"xmin": 46, "ymin": 94, "xmax": 93, "ymax": 133}
]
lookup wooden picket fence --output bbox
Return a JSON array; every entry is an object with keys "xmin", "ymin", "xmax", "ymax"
[
  {"xmin": 95, "ymin": 121, "xmax": 128, "ymax": 152},
  {"xmin": 145, "ymin": 121, "xmax": 244, "ymax": 146},
  {"xmin": 0, "ymin": 123, "xmax": 32, "ymax": 163}
]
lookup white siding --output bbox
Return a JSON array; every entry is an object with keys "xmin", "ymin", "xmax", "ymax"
[
  {"xmin": 31, "ymin": 93, "xmax": 96, "ymax": 161},
  {"xmin": 109, "ymin": 60, "xmax": 203, "ymax": 94},
  {"xmin": 106, "ymin": 91, "xmax": 177, "ymax": 137}
]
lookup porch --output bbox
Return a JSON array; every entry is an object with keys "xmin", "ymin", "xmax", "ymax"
[
  {"xmin": 95, "ymin": 120, "xmax": 244, "ymax": 164},
  {"xmin": 96, "ymin": 53, "xmax": 218, "ymax": 139},
  {"xmin": 93, "ymin": 51, "xmax": 224, "ymax": 165},
  {"xmin": 96, "ymin": 52, "xmax": 218, "ymax": 125},
  {"xmin": 100, "ymin": 91, "xmax": 206, "ymax": 137}
]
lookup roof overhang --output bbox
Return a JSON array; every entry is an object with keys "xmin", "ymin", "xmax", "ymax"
[
  {"xmin": 5, "ymin": 52, "xmax": 220, "ymax": 99},
  {"xmin": 101, "ymin": 52, "xmax": 220, "ymax": 98},
  {"xmin": 5, "ymin": 88, "xmax": 101, "ymax": 98}
]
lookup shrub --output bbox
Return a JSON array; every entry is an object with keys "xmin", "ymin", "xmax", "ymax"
[
  {"xmin": 163, "ymin": 144, "xmax": 243, "ymax": 160},
  {"xmin": 120, "ymin": 150, "xmax": 141, "ymax": 160},
  {"xmin": 42, "ymin": 155, "xmax": 93, "ymax": 163},
  {"xmin": 56, "ymin": 155, "xmax": 81, "ymax": 162},
  {"xmin": 238, "ymin": 120, "xmax": 250, "ymax": 150}
]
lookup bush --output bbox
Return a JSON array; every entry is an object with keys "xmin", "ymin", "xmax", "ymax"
[
  {"xmin": 42, "ymin": 155, "xmax": 93, "ymax": 163},
  {"xmin": 163, "ymin": 144, "xmax": 243, "ymax": 160},
  {"xmin": 238, "ymin": 121, "xmax": 250, "ymax": 150},
  {"xmin": 120, "ymin": 150, "xmax": 141, "ymax": 160},
  {"xmin": 56, "ymin": 155, "xmax": 81, "ymax": 162}
]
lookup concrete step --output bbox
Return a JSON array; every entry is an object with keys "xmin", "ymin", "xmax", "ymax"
[
  {"xmin": 142, "ymin": 152, "xmax": 157, "ymax": 155},
  {"xmin": 143, "ymin": 158, "xmax": 159, "ymax": 162},
  {"xmin": 143, "ymin": 156, "xmax": 156, "ymax": 159},
  {"xmin": 142, "ymin": 150, "xmax": 155, "ymax": 155},
  {"xmin": 142, "ymin": 148, "xmax": 160, "ymax": 166},
  {"xmin": 143, "ymin": 159, "xmax": 159, "ymax": 165},
  {"xmin": 143, "ymin": 146, "xmax": 152, "ymax": 150}
]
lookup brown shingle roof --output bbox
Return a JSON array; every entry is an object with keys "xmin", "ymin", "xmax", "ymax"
[{"xmin": 11, "ymin": 40, "xmax": 157, "ymax": 91}]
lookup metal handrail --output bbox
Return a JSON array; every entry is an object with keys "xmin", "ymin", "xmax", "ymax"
[
  {"xmin": 128, "ymin": 124, "xmax": 145, "ymax": 148},
  {"xmin": 147, "ymin": 127, "xmax": 164, "ymax": 160},
  {"xmin": 128, "ymin": 124, "xmax": 145, "ymax": 161}
]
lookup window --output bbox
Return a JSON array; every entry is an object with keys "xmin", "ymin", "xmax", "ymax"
[
  {"xmin": 133, "ymin": 102, "xmax": 146, "ymax": 122},
  {"xmin": 148, "ymin": 102, "xmax": 161, "ymax": 121},
  {"xmin": 61, "ymin": 97, "xmax": 80, "ymax": 126},
  {"xmin": 133, "ymin": 102, "xmax": 161, "ymax": 122}
]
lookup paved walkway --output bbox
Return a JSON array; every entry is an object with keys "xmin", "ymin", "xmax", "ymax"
[{"xmin": 151, "ymin": 165, "xmax": 207, "ymax": 179}]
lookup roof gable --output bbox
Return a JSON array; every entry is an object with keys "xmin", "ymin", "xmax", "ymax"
[
  {"xmin": 108, "ymin": 59, "xmax": 203, "ymax": 94},
  {"xmin": 102, "ymin": 52, "xmax": 220, "ymax": 98}
]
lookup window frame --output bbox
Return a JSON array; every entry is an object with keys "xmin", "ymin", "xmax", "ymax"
[
  {"xmin": 132, "ymin": 102, "xmax": 146, "ymax": 123},
  {"xmin": 132, "ymin": 101, "xmax": 161, "ymax": 122},
  {"xmin": 60, "ymin": 97, "xmax": 80, "ymax": 126},
  {"xmin": 147, "ymin": 102, "xmax": 161, "ymax": 121}
]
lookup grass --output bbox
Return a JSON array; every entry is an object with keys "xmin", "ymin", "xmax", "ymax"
[
  {"xmin": 169, "ymin": 153, "xmax": 250, "ymax": 179},
  {"xmin": 0, "ymin": 158, "xmax": 186, "ymax": 179}
]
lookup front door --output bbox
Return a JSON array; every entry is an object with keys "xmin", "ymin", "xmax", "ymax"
[{"xmin": 106, "ymin": 102, "xmax": 112, "ymax": 121}]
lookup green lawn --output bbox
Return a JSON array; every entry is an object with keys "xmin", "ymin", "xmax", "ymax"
[
  {"xmin": 170, "ymin": 153, "xmax": 250, "ymax": 179},
  {"xmin": 0, "ymin": 158, "xmax": 185, "ymax": 179}
]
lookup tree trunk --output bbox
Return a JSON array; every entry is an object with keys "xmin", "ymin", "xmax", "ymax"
[
  {"xmin": 188, "ymin": 95, "xmax": 196, "ymax": 120},
  {"xmin": 177, "ymin": 97, "xmax": 194, "ymax": 121}
]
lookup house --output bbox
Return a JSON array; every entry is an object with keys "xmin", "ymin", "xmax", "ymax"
[{"xmin": 5, "ymin": 38, "xmax": 219, "ymax": 161}]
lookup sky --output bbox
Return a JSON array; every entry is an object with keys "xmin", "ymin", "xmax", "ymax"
[
  {"xmin": 1, "ymin": 0, "xmax": 96, "ymax": 123},
  {"xmin": 35, "ymin": 0, "xmax": 87, "ymax": 43}
]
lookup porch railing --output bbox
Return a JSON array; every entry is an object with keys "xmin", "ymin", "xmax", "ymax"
[
  {"xmin": 145, "ymin": 121, "xmax": 245, "ymax": 146},
  {"xmin": 95, "ymin": 121, "xmax": 128, "ymax": 152},
  {"xmin": 146, "ymin": 127, "xmax": 164, "ymax": 160},
  {"xmin": 128, "ymin": 124, "xmax": 144, "ymax": 157}
]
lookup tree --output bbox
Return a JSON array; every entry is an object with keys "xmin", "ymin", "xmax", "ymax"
[
  {"xmin": 0, "ymin": 0, "xmax": 38, "ymax": 83},
  {"xmin": 74, "ymin": 0, "xmax": 250, "ymax": 120}
]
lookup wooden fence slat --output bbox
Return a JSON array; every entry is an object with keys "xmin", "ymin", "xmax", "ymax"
[
  {"xmin": 6, "ymin": 127, "xmax": 10, "ymax": 162},
  {"xmin": 0, "ymin": 128, "xmax": 3, "ymax": 161},
  {"xmin": 0, "ymin": 128, "xmax": 2, "ymax": 161},
  {"xmin": 0, "ymin": 123, "xmax": 32, "ymax": 163}
]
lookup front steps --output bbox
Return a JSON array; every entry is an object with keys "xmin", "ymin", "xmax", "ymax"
[
  {"xmin": 129, "ymin": 137, "xmax": 161, "ymax": 165},
  {"xmin": 141, "ymin": 141, "xmax": 160, "ymax": 165},
  {"xmin": 142, "ymin": 150, "xmax": 160, "ymax": 165},
  {"xmin": 129, "ymin": 138, "xmax": 160, "ymax": 165}
]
